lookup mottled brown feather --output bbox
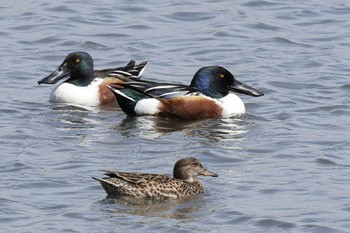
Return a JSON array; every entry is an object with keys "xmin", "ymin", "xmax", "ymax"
[
  {"xmin": 93, "ymin": 157, "xmax": 218, "ymax": 199},
  {"xmin": 94, "ymin": 174, "xmax": 203, "ymax": 199}
]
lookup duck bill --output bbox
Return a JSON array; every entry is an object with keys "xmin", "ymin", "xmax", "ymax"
[
  {"xmin": 201, "ymin": 169, "xmax": 218, "ymax": 177},
  {"xmin": 38, "ymin": 62, "xmax": 70, "ymax": 85},
  {"xmin": 230, "ymin": 79, "xmax": 264, "ymax": 97}
]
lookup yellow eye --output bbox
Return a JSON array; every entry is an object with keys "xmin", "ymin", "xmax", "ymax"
[
  {"xmin": 219, "ymin": 74, "xmax": 225, "ymax": 78},
  {"xmin": 75, "ymin": 58, "xmax": 80, "ymax": 63}
]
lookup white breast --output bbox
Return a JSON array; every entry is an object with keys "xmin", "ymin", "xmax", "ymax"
[
  {"xmin": 49, "ymin": 78, "xmax": 103, "ymax": 106},
  {"xmin": 215, "ymin": 93, "xmax": 245, "ymax": 117}
]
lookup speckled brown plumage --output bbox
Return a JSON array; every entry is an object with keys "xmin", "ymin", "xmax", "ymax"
[{"xmin": 92, "ymin": 157, "xmax": 218, "ymax": 199}]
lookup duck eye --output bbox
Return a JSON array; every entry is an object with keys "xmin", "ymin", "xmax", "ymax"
[
  {"xmin": 219, "ymin": 74, "xmax": 225, "ymax": 78},
  {"xmin": 75, "ymin": 58, "xmax": 80, "ymax": 63}
]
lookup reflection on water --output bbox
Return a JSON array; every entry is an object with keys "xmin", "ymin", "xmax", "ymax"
[
  {"xmin": 115, "ymin": 114, "xmax": 249, "ymax": 143},
  {"xmin": 3, "ymin": 0, "xmax": 350, "ymax": 232},
  {"xmin": 46, "ymin": 104, "xmax": 116, "ymax": 146},
  {"xmin": 52, "ymin": 104, "xmax": 92, "ymax": 125},
  {"xmin": 49, "ymin": 104, "xmax": 252, "ymax": 147},
  {"xmin": 98, "ymin": 195, "xmax": 204, "ymax": 219}
]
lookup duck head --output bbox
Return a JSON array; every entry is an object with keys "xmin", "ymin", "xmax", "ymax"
[
  {"xmin": 190, "ymin": 66, "xmax": 264, "ymax": 98},
  {"xmin": 173, "ymin": 157, "xmax": 218, "ymax": 182},
  {"xmin": 38, "ymin": 51, "xmax": 94, "ymax": 87}
]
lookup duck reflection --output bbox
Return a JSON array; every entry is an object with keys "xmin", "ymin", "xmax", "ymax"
[
  {"xmin": 49, "ymin": 104, "xmax": 113, "ymax": 144},
  {"xmin": 51, "ymin": 104, "xmax": 97, "ymax": 125},
  {"xmin": 115, "ymin": 114, "xmax": 248, "ymax": 143},
  {"xmin": 51, "ymin": 103, "xmax": 123, "ymax": 126},
  {"xmin": 98, "ymin": 195, "xmax": 205, "ymax": 219}
]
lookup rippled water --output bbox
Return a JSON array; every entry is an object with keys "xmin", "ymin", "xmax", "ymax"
[{"xmin": 1, "ymin": 1, "xmax": 350, "ymax": 232}]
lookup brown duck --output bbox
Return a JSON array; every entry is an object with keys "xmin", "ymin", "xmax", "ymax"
[{"xmin": 92, "ymin": 157, "xmax": 218, "ymax": 199}]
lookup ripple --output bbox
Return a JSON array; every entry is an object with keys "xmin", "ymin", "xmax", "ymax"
[
  {"xmin": 19, "ymin": 36, "xmax": 62, "ymax": 45},
  {"xmin": 59, "ymin": 40, "xmax": 108, "ymax": 49},
  {"xmin": 167, "ymin": 11, "xmax": 215, "ymax": 22},
  {"xmin": 273, "ymin": 37, "xmax": 313, "ymax": 48},
  {"xmin": 341, "ymin": 84, "xmax": 350, "ymax": 89},
  {"xmin": 124, "ymin": 24, "xmax": 152, "ymax": 30},
  {"xmin": 315, "ymin": 157, "xmax": 339, "ymax": 166},
  {"xmin": 0, "ymin": 161, "xmax": 33, "ymax": 174},
  {"xmin": 45, "ymin": 5, "xmax": 78, "ymax": 13},
  {"xmin": 243, "ymin": 0, "xmax": 283, "ymax": 7},
  {"xmin": 1, "ymin": 0, "xmax": 350, "ymax": 232},
  {"xmin": 247, "ymin": 22, "xmax": 283, "ymax": 31},
  {"xmin": 315, "ymin": 154, "xmax": 350, "ymax": 168},
  {"xmin": 302, "ymin": 224, "xmax": 343, "ymax": 233},
  {"xmin": 255, "ymin": 218, "xmax": 296, "ymax": 229}
]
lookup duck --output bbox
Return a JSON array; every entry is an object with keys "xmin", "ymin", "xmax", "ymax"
[
  {"xmin": 92, "ymin": 157, "xmax": 218, "ymax": 199},
  {"xmin": 107, "ymin": 66, "xmax": 264, "ymax": 119},
  {"xmin": 37, "ymin": 51, "xmax": 147, "ymax": 106}
]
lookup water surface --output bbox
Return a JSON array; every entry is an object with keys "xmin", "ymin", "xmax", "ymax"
[{"xmin": 1, "ymin": 1, "xmax": 350, "ymax": 232}]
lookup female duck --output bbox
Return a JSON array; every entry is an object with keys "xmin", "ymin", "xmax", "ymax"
[{"xmin": 92, "ymin": 157, "xmax": 218, "ymax": 199}]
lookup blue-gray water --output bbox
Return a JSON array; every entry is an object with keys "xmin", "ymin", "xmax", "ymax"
[{"xmin": 1, "ymin": 1, "xmax": 350, "ymax": 232}]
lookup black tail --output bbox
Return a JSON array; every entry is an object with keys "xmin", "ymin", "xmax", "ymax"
[
  {"xmin": 111, "ymin": 59, "xmax": 147, "ymax": 79},
  {"xmin": 107, "ymin": 84, "xmax": 154, "ymax": 117}
]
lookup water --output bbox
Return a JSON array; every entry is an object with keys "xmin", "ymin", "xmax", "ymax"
[{"xmin": 1, "ymin": 0, "xmax": 350, "ymax": 232}]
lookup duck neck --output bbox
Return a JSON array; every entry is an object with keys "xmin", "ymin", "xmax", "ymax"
[{"xmin": 173, "ymin": 171, "xmax": 196, "ymax": 182}]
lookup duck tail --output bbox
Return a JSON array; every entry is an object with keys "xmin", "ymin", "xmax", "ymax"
[
  {"xmin": 120, "ymin": 59, "xmax": 147, "ymax": 79},
  {"xmin": 92, "ymin": 176, "xmax": 122, "ymax": 197},
  {"xmin": 107, "ymin": 84, "xmax": 153, "ymax": 116},
  {"xmin": 107, "ymin": 59, "xmax": 147, "ymax": 80},
  {"xmin": 133, "ymin": 59, "xmax": 147, "ymax": 78}
]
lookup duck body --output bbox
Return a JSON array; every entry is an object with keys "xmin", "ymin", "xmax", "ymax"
[
  {"xmin": 38, "ymin": 52, "xmax": 147, "ymax": 106},
  {"xmin": 129, "ymin": 92, "xmax": 246, "ymax": 119},
  {"xmin": 108, "ymin": 66, "xmax": 263, "ymax": 119},
  {"xmin": 93, "ymin": 171, "xmax": 205, "ymax": 199},
  {"xmin": 92, "ymin": 157, "xmax": 218, "ymax": 199}
]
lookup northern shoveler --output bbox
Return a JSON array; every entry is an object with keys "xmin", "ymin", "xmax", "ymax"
[
  {"xmin": 38, "ymin": 51, "xmax": 147, "ymax": 106},
  {"xmin": 92, "ymin": 157, "xmax": 218, "ymax": 199},
  {"xmin": 107, "ymin": 66, "xmax": 264, "ymax": 119}
]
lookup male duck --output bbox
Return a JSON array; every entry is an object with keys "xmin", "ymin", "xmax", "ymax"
[
  {"xmin": 38, "ymin": 52, "xmax": 147, "ymax": 106},
  {"xmin": 92, "ymin": 157, "xmax": 218, "ymax": 199},
  {"xmin": 107, "ymin": 66, "xmax": 264, "ymax": 120}
]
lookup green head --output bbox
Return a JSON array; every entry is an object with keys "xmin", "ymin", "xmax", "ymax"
[{"xmin": 38, "ymin": 52, "xmax": 94, "ymax": 87}]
